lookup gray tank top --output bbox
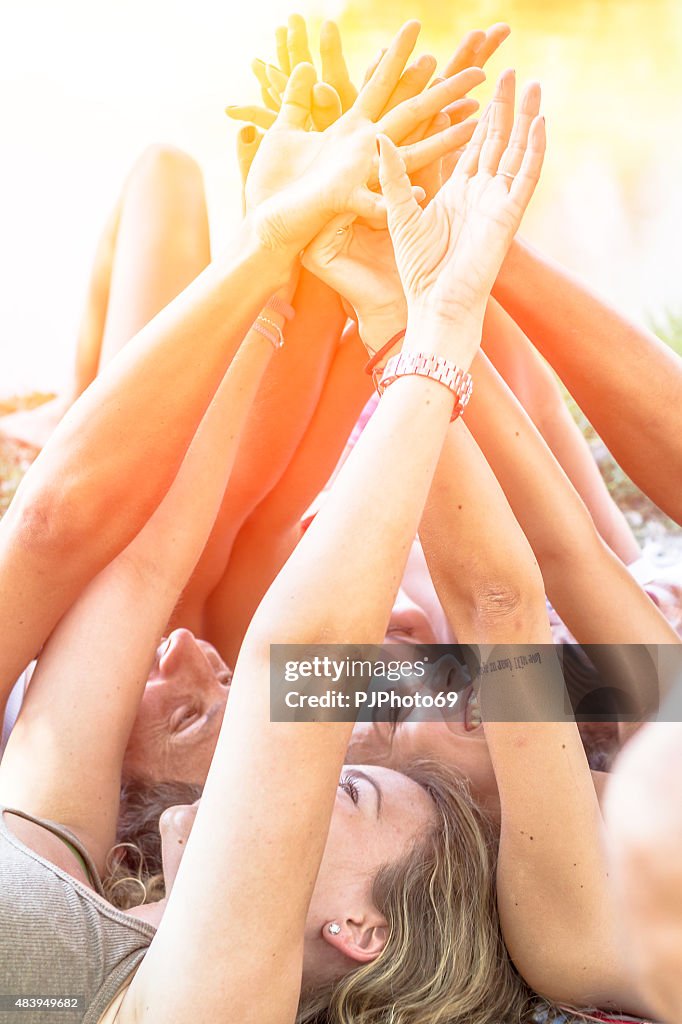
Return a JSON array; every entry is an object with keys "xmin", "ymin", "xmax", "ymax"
[{"xmin": 0, "ymin": 806, "xmax": 156, "ymax": 1023}]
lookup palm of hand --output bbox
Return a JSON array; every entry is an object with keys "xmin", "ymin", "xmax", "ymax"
[
  {"xmin": 245, "ymin": 122, "xmax": 324, "ymax": 209},
  {"xmin": 400, "ymin": 175, "xmax": 527, "ymax": 321},
  {"xmin": 245, "ymin": 113, "xmax": 377, "ymax": 241}
]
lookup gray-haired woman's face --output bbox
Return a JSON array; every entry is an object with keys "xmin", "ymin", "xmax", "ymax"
[{"xmin": 123, "ymin": 628, "xmax": 231, "ymax": 785}]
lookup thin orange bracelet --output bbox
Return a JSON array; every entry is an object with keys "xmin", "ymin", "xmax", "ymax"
[{"xmin": 364, "ymin": 329, "xmax": 407, "ymax": 378}]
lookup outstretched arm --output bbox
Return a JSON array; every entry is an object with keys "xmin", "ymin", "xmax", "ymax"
[
  {"xmin": 420, "ymin": 352, "xmax": 654, "ymax": 1020},
  {"xmin": 492, "ymin": 237, "xmax": 682, "ymax": 523},
  {"xmin": 0, "ymin": 321, "xmax": 278, "ymax": 868},
  {"xmin": 0, "ymin": 217, "xmax": 284, "ymax": 706},
  {"xmin": 481, "ymin": 297, "xmax": 640, "ymax": 566},
  {"xmin": 465, "ymin": 351, "xmax": 679, "ymax": 651}
]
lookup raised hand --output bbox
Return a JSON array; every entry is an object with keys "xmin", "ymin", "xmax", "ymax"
[
  {"xmin": 244, "ymin": 22, "xmax": 485, "ymax": 255},
  {"xmin": 229, "ymin": 17, "xmax": 509, "ymax": 134},
  {"xmin": 379, "ymin": 71, "xmax": 545, "ymax": 358},
  {"xmin": 301, "ymin": 103, "xmax": 481, "ymax": 355},
  {"xmin": 302, "ymin": 217, "xmax": 407, "ymax": 353}
]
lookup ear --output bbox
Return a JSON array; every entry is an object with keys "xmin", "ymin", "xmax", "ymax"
[{"xmin": 322, "ymin": 913, "xmax": 389, "ymax": 964}]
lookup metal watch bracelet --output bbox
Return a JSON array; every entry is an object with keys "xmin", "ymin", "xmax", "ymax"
[{"xmin": 376, "ymin": 352, "xmax": 473, "ymax": 421}]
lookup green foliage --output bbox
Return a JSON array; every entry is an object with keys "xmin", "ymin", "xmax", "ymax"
[{"xmin": 649, "ymin": 308, "xmax": 682, "ymax": 357}]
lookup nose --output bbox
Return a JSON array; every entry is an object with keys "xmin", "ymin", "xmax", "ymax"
[
  {"xmin": 158, "ymin": 628, "xmax": 201, "ymax": 672},
  {"xmin": 154, "ymin": 628, "xmax": 226, "ymax": 696},
  {"xmin": 385, "ymin": 589, "xmax": 438, "ymax": 645}
]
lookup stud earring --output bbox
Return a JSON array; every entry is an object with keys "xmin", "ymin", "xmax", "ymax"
[{"xmin": 327, "ymin": 922, "xmax": 341, "ymax": 935}]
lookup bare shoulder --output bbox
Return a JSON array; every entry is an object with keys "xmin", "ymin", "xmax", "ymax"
[{"xmin": 1, "ymin": 813, "xmax": 93, "ymax": 888}]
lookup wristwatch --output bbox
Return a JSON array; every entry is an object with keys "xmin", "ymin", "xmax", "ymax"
[{"xmin": 376, "ymin": 352, "xmax": 473, "ymax": 421}]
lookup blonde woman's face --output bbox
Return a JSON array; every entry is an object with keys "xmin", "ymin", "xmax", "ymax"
[
  {"xmin": 156, "ymin": 767, "xmax": 434, "ymax": 973},
  {"xmin": 303, "ymin": 765, "xmax": 435, "ymax": 972}
]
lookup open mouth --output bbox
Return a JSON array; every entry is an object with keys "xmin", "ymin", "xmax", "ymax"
[{"xmin": 464, "ymin": 686, "xmax": 483, "ymax": 731}]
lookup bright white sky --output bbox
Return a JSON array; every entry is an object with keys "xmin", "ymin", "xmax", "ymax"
[
  {"xmin": 0, "ymin": 0, "xmax": 329, "ymax": 395},
  {"xmin": 0, "ymin": 0, "xmax": 680, "ymax": 396}
]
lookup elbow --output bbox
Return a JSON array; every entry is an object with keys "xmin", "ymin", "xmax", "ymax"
[
  {"xmin": 468, "ymin": 574, "xmax": 549, "ymax": 642},
  {"xmin": 471, "ymin": 579, "xmax": 527, "ymax": 620},
  {"xmin": 6, "ymin": 480, "xmax": 83, "ymax": 557},
  {"xmin": 6, "ymin": 462, "xmax": 116, "ymax": 567}
]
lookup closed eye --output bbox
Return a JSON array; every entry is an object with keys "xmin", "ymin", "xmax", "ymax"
[
  {"xmin": 170, "ymin": 706, "xmax": 201, "ymax": 734},
  {"xmin": 339, "ymin": 773, "xmax": 360, "ymax": 805}
]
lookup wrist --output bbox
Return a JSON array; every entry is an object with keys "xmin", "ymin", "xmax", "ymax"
[
  {"xmin": 403, "ymin": 308, "xmax": 484, "ymax": 372},
  {"xmin": 241, "ymin": 209, "xmax": 302, "ymax": 288},
  {"xmin": 357, "ymin": 308, "xmax": 408, "ymax": 355}
]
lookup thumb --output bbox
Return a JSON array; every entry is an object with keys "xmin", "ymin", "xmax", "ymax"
[
  {"xmin": 237, "ymin": 125, "xmax": 264, "ymax": 188},
  {"xmin": 377, "ymin": 134, "xmax": 421, "ymax": 240}
]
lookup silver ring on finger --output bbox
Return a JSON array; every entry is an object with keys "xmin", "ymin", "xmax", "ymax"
[{"xmin": 497, "ymin": 170, "xmax": 515, "ymax": 181}]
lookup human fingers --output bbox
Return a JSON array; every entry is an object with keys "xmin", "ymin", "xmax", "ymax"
[
  {"xmin": 496, "ymin": 81, "xmax": 541, "ymax": 176},
  {"xmin": 452, "ymin": 103, "xmax": 490, "ymax": 177},
  {"xmin": 237, "ymin": 125, "xmax": 264, "ymax": 206},
  {"xmin": 275, "ymin": 26, "xmax": 290, "ymax": 75},
  {"xmin": 354, "ymin": 21, "xmax": 421, "ymax": 120},
  {"xmin": 400, "ymin": 115, "xmax": 436, "ymax": 148},
  {"xmin": 252, "ymin": 59, "xmax": 280, "ymax": 111},
  {"xmin": 400, "ymin": 117, "xmax": 478, "ymax": 176},
  {"xmin": 379, "ymin": 66, "xmax": 485, "ymax": 142},
  {"xmin": 441, "ymin": 146, "xmax": 465, "ymax": 184},
  {"xmin": 288, "ymin": 13, "xmax": 313, "ymax": 68},
  {"xmin": 443, "ymin": 96, "xmax": 480, "ymax": 125},
  {"xmin": 265, "ymin": 62, "xmax": 288, "ymax": 102},
  {"xmin": 377, "ymin": 134, "xmax": 422, "ymax": 238},
  {"xmin": 312, "ymin": 81, "xmax": 343, "ymax": 130},
  {"xmin": 226, "ymin": 104, "xmax": 277, "ymax": 130},
  {"xmin": 276, "ymin": 62, "xmax": 316, "ymax": 129},
  {"xmin": 361, "ymin": 47, "xmax": 386, "ymax": 87},
  {"xmin": 409, "ymin": 112, "xmax": 448, "ymax": 203},
  {"xmin": 379, "ymin": 53, "xmax": 437, "ymax": 114},
  {"xmin": 478, "ymin": 69, "xmax": 516, "ymax": 176},
  {"xmin": 508, "ymin": 114, "xmax": 546, "ymax": 210},
  {"xmin": 441, "ymin": 29, "xmax": 486, "ymax": 76},
  {"xmin": 319, "ymin": 20, "xmax": 358, "ymax": 111},
  {"xmin": 399, "ymin": 91, "xmax": 477, "ymax": 147},
  {"xmin": 470, "ymin": 23, "xmax": 511, "ymax": 69}
]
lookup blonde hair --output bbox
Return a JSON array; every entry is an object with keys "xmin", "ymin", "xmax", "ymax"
[
  {"xmin": 108, "ymin": 767, "xmax": 582, "ymax": 1024},
  {"xmin": 297, "ymin": 759, "xmax": 558, "ymax": 1024}
]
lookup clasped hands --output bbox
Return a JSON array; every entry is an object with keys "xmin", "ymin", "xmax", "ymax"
[{"xmin": 228, "ymin": 16, "xmax": 545, "ymax": 370}]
